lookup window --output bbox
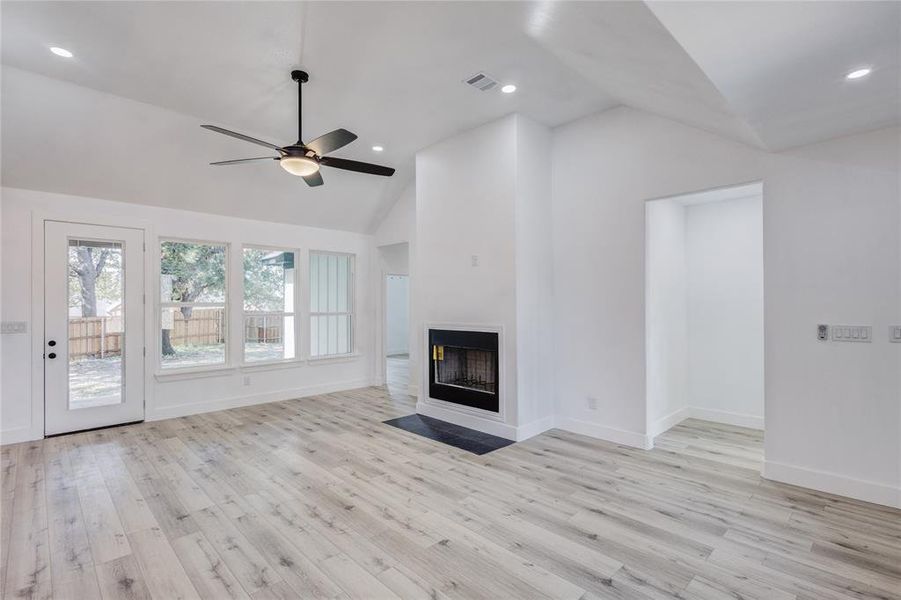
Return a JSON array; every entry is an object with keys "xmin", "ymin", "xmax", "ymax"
[
  {"xmin": 243, "ymin": 247, "xmax": 296, "ymax": 363},
  {"xmin": 160, "ymin": 240, "xmax": 227, "ymax": 369},
  {"xmin": 309, "ymin": 251, "xmax": 354, "ymax": 357}
]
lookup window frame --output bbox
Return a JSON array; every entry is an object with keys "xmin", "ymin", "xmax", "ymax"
[
  {"xmin": 157, "ymin": 237, "xmax": 230, "ymax": 373},
  {"xmin": 308, "ymin": 250, "xmax": 356, "ymax": 359},
  {"xmin": 241, "ymin": 245, "xmax": 300, "ymax": 366}
]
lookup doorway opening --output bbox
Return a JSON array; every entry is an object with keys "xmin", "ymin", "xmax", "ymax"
[
  {"xmin": 377, "ymin": 242, "xmax": 411, "ymax": 397},
  {"xmin": 645, "ymin": 182, "xmax": 764, "ymax": 468}
]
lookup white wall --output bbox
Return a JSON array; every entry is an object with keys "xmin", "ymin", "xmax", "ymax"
[
  {"xmin": 1, "ymin": 187, "xmax": 375, "ymax": 443},
  {"xmin": 385, "ymin": 275, "xmax": 409, "ymax": 356},
  {"xmin": 686, "ymin": 195, "xmax": 764, "ymax": 426},
  {"xmin": 413, "ymin": 114, "xmax": 554, "ymax": 439},
  {"xmin": 514, "ymin": 115, "xmax": 556, "ymax": 431},
  {"xmin": 552, "ymin": 106, "xmax": 899, "ymax": 506},
  {"xmin": 645, "ymin": 200, "xmax": 688, "ymax": 435},
  {"xmin": 415, "ymin": 115, "xmax": 520, "ymax": 433}
]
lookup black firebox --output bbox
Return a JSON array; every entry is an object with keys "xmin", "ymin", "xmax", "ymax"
[{"xmin": 428, "ymin": 329, "xmax": 499, "ymax": 413}]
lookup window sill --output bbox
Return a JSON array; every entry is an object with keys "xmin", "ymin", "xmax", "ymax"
[
  {"xmin": 154, "ymin": 365, "xmax": 235, "ymax": 382},
  {"xmin": 306, "ymin": 352, "xmax": 361, "ymax": 365},
  {"xmin": 240, "ymin": 358, "xmax": 305, "ymax": 373}
]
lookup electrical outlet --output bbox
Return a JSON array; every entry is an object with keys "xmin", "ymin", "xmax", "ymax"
[
  {"xmin": 890, "ymin": 326, "xmax": 901, "ymax": 343},
  {"xmin": 471, "ymin": 255, "xmax": 479, "ymax": 267},
  {"xmin": 0, "ymin": 321, "xmax": 27, "ymax": 334},
  {"xmin": 243, "ymin": 375, "xmax": 251, "ymax": 386},
  {"xmin": 832, "ymin": 325, "xmax": 872, "ymax": 342},
  {"xmin": 817, "ymin": 324, "xmax": 829, "ymax": 341},
  {"xmin": 586, "ymin": 396, "xmax": 598, "ymax": 410}
]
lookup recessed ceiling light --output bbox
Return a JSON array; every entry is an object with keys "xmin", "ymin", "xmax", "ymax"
[
  {"xmin": 846, "ymin": 67, "xmax": 871, "ymax": 80},
  {"xmin": 501, "ymin": 84, "xmax": 517, "ymax": 94},
  {"xmin": 49, "ymin": 46, "xmax": 73, "ymax": 58},
  {"xmin": 372, "ymin": 145, "xmax": 384, "ymax": 152}
]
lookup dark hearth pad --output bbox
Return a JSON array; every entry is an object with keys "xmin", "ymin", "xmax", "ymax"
[{"xmin": 382, "ymin": 414, "xmax": 514, "ymax": 455}]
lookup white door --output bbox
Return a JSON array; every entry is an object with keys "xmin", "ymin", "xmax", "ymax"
[{"xmin": 44, "ymin": 221, "xmax": 145, "ymax": 435}]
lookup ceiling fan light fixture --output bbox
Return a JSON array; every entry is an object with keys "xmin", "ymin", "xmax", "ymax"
[{"xmin": 280, "ymin": 155, "xmax": 320, "ymax": 177}]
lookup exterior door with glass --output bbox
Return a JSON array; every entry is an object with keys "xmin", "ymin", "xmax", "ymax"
[{"xmin": 44, "ymin": 221, "xmax": 145, "ymax": 435}]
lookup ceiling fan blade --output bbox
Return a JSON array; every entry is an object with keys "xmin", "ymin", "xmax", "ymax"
[
  {"xmin": 305, "ymin": 129, "xmax": 358, "ymax": 156},
  {"xmin": 319, "ymin": 156, "xmax": 395, "ymax": 177},
  {"xmin": 303, "ymin": 171, "xmax": 324, "ymax": 187},
  {"xmin": 201, "ymin": 125, "xmax": 284, "ymax": 152},
  {"xmin": 210, "ymin": 157, "xmax": 279, "ymax": 166}
]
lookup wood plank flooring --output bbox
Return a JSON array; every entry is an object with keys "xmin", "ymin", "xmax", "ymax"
[{"xmin": 2, "ymin": 379, "xmax": 900, "ymax": 599}]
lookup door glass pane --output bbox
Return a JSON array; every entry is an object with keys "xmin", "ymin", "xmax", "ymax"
[{"xmin": 68, "ymin": 239, "xmax": 124, "ymax": 409}]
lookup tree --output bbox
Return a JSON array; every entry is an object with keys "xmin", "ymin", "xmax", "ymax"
[
  {"xmin": 160, "ymin": 242, "xmax": 226, "ymax": 355},
  {"xmin": 68, "ymin": 245, "xmax": 121, "ymax": 317}
]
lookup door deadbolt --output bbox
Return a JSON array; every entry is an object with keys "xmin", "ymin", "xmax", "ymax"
[{"xmin": 48, "ymin": 340, "xmax": 56, "ymax": 347}]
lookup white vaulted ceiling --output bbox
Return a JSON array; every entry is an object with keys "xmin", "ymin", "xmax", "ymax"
[{"xmin": 2, "ymin": 1, "xmax": 897, "ymax": 231}]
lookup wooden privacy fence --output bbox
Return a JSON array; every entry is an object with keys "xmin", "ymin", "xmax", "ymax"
[{"xmin": 69, "ymin": 308, "xmax": 226, "ymax": 358}]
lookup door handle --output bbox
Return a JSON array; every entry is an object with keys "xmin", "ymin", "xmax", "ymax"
[{"xmin": 47, "ymin": 352, "xmax": 57, "ymax": 359}]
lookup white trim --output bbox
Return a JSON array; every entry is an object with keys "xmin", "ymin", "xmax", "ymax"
[
  {"xmin": 407, "ymin": 383, "xmax": 419, "ymax": 397},
  {"xmin": 648, "ymin": 406, "xmax": 765, "ymax": 442},
  {"xmin": 146, "ymin": 377, "xmax": 373, "ymax": 421},
  {"xmin": 416, "ymin": 400, "xmax": 518, "ymax": 440},
  {"xmin": 0, "ymin": 426, "xmax": 37, "ymax": 446},
  {"xmin": 306, "ymin": 352, "xmax": 361, "ymax": 365},
  {"xmin": 763, "ymin": 460, "xmax": 900, "ymax": 509},
  {"xmin": 154, "ymin": 365, "xmax": 236, "ymax": 381},
  {"xmin": 648, "ymin": 406, "xmax": 691, "ymax": 438},
  {"xmin": 516, "ymin": 415, "xmax": 555, "ymax": 441},
  {"xmin": 689, "ymin": 407, "xmax": 764, "ymax": 430},
  {"xmin": 420, "ymin": 322, "xmax": 507, "ymax": 428},
  {"xmin": 240, "ymin": 358, "xmax": 306, "ymax": 373},
  {"xmin": 555, "ymin": 416, "xmax": 653, "ymax": 449}
]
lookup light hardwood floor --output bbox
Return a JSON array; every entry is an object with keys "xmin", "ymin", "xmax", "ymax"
[{"xmin": 2, "ymin": 381, "xmax": 900, "ymax": 599}]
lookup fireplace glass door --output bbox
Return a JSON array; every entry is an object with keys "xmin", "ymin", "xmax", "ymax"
[
  {"xmin": 434, "ymin": 346, "xmax": 497, "ymax": 394},
  {"xmin": 428, "ymin": 329, "xmax": 499, "ymax": 413}
]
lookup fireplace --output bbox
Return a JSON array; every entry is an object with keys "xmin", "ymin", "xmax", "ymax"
[{"xmin": 428, "ymin": 329, "xmax": 499, "ymax": 413}]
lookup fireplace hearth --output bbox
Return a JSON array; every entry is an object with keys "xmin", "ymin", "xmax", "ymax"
[{"xmin": 428, "ymin": 329, "xmax": 499, "ymax": 413}]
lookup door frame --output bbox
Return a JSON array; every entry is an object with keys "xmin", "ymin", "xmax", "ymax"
[{"xmin": 29, "ymin": 210, "xmax": 154, "ymax": 440}]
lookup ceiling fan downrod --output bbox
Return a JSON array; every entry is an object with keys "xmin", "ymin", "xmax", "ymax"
[{"xmin": 291, "ymin": 70, "xmax": 309, "ymax": 145}]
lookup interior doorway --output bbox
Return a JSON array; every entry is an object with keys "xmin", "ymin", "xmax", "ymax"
[
  {"xmin": 44, "ymin": 221, "xmax": 145, "ymax": 435},
  {"xmin": 386, "ymin": 274, "xmax": 410, "ymax": 393},
  {"xmin": 377, "ymin": 242, "xmax": 411, "ymax": 396},
  {"xmin": 645, "ymin": 182, "xmax": 764, "ymax": 464}
]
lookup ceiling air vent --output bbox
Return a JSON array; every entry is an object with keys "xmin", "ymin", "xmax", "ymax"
[{"xmin": 464, "ymin": 72, "xmax": 498, "ymax": 92}]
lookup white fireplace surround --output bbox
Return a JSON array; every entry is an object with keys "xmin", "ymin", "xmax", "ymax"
[{"xmin": 416, "ymin": 323, "xmax": 518, "ymax": 439}]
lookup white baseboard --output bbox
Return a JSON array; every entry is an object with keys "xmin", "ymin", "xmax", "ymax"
[
  {"xmin": 648, "ymin": 407, "xmax": 691, "ymax": 438},
  {"xmin": 763, "ymin": 460, "xmax": 900, "ymax": 509},
  {"xmin": 689, "ymin": 407, "xmax": 764, "ymax": 430},
  {"xmin": 0, "ymin": 425, "xmax": 38, "ymax": 446},
  {"xmin": 414, "ymin": 402, "xmax": 556, "ymax": 442},
  {"xmin": 416, "ymin": 401, "xmax": 518, "ymax": 440},
  {"xmin": 516, "ymin": 415, "xmax": 556, "ymax": 441},
  {"xmin": 147, "ymin": 378, "xmax": 373, "ymax": 421},
  {"xmin": 648, "ymin": 406, "xmax": 764, "ymax": 444},
  {"xmin": 555, "ymin": 416, "xmax": 652, "ymax": 449}
]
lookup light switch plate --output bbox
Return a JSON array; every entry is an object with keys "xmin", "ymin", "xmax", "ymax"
[
  {"xmin": 817, "ymin": 324, "xmax": 829, "ymax": 341},
  {"xmin": 890, "ymin": 326, "xmax": 901, "ymax": 343},
  {"xmin": 1, "ymin": 321, "xmax": 28, "ymax": 334},
  {"xmin": 832, "ymin": 325, "xmax": 872, "ymax": 342}
]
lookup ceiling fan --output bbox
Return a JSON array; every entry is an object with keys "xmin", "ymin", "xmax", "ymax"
[{"xmin": 201, "ymin": 70, "xmax": 394, "ymax": 187}]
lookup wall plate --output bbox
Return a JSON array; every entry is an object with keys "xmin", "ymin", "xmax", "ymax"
[{"xmin": 832, "ymin": 325, "xmax": 872, "ymax": 342}]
